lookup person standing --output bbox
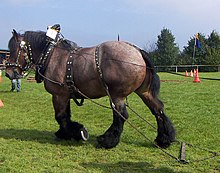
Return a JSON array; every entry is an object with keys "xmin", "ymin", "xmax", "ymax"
[{"xmin": 11, "ymin": 78, "xmax": 21, "ymax": 92}]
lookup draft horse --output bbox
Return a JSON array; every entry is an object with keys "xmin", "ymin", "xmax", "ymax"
[{"xmin": 5, "ymin": 28, "xmax": 175, "ymax": 149}]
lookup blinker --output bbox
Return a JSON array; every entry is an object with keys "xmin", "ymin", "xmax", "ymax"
[{"xmin": 20, "ymin": 41, "xmax": 26, "ymax": 48}]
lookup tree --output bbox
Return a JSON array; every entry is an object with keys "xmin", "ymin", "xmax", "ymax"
[
  {"xmin": 182, "ymin": 31, "xmax": 220, "ymax": 66},
  {"xmin": 144, "ymin": 41, "xmax": 158, "ymax": 65},
  {"xmin": 204, "ymin": 30, "xmax": 220, "ymax": 65},
  {"xmin": 182, "ymin": 33, "xmax": 206, "ymax": 65},
  {"xmin": 155, "ymin": 28, "xmax": 179, "ymax": 66}
]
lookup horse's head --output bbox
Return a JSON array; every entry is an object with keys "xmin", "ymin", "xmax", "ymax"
[
  {"xmin": 5, "ymin": 30, "xmax": 47, "ymax": 80},
  {"xmin": 5, "ymin": 30, "xmax": 30, "ymax": 79}
]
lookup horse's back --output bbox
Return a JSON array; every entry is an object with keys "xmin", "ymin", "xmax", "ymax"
[{"xmin": 100, "ymin": 41, "xmax": 144, "ymax": 65}]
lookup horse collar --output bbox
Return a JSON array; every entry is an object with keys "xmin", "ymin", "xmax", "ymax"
[
  {"xmin": 38, "ymin": 42, "xmax": 55, "ymax": 66},
  {"xmin": 35, "ymin": 41, "xmax": 57, "ymax": 83}
]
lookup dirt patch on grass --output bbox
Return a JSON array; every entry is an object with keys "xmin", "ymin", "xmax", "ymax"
[{"xmin": 160, "ymin": 80, "xmax": 185, "ymax": 83}]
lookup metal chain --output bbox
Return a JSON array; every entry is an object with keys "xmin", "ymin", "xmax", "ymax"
[{"xmin": 125, "ymin": 99, "xmax": 220, "ymax": 163}]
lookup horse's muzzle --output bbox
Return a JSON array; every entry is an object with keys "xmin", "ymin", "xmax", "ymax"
[
  {"xmin": 5, "ymin": 69, "xmax": 13, "ymax": 80},
  {"xmin": 5, "ymin": 68, "xmax": 21, "ymax": 80},
  {"xmin": 5, "ymin": 72, "xmax": 10, "ymax": 79}
]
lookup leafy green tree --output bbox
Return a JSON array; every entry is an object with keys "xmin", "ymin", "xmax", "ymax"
[
  {"xmin": 181, "ymin": 31, "xmax": 220, "ymax": 71},
  {"xmin": 155, "ymin": 28, "xmax": 179, "ymax": 66},
  {"xmin": 204, "ymin": 30, "xmax": 220, "ymax": 65}
]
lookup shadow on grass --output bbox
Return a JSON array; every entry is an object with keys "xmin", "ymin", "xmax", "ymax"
[
  {"xmin": 122, "ymin": 137, "xmax": 155, "ymax": 148},
  {"xmin": 0, "ymin": 90, "xmax": 12, "ymax": 93},
  {"xmin": 0, "ymin": 128, "xmax": 98, "ymax": 147},
  {"xmin": 80, "ymin": 161, "xmax": 188, "ymax": 173},
  {"xmin": 0, "ymin": 128, "xmax": 175, "ymax": 151},
  {"xmin": 0, "ymin": 128, "xmax": 162, "ymax": 150}
]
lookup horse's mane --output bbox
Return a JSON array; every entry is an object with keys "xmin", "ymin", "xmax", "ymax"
[
  {"xmin": 24, "ymin": 31, "xmax": 47, "ymax": 51},
  {"xmin": 61, "ymin": 39, "xmax": 79, "ymax": 50},
  {"xmin": 8, "ymin": 31, "xmax": 47, "ymax": 52},
  {"xmin": 9, "ymin": 30, "xmax": 79, "ymax": 53},
  {"xmin": 8, "ymin": 36, "xmax": 18, "ymax": 52}
]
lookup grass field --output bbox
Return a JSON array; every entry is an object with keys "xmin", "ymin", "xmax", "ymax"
[{"xmin": 0, "ymin": 72, "xmax": 220, "ymax": 173}]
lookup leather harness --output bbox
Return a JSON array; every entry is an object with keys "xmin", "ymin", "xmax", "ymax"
[
  {"xmin": 65, "ymin": 44, "xmax": 110, "ymax": 107},
  {"xmin": 65, "ymin": 46, "xmax": 85, "ymax": 106}
]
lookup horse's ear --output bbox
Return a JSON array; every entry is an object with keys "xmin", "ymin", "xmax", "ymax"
[{"xmin": 12, "ymin": 29, "xmax": 18, "ymax": 41}]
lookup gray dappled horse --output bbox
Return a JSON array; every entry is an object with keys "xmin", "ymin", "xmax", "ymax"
[{"xmin": 5, "ymin": 29, "xmax": 175, "ymax": 149}]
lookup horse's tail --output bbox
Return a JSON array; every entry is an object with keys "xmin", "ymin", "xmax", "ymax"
[{"xmin": 139, "ymin": 49, "xmax": 161, "ymax": 97}]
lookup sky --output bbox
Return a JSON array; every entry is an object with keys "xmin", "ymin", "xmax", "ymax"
[{"xmin": 0, "ymin": 0, "xmax": 220, "ymax": 51}]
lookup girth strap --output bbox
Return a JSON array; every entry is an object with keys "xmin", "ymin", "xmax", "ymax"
[
  {"xmin": 66, "ymin": 48, "xmax": 84, "ymax": 106},
  {"xmin": 66, "ymin": 52, "xmax": 74, "ymax": 84}
]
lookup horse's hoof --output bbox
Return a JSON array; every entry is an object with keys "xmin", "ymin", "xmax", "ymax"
[
  {"xmin": 80, "ymin": 127, "xmax": 89, "ymax": 141},
  {"xmin": 55, "ymin": 128, "xmax": 72, "ymax": 140},
  {"xmin": 96, "ymin": 134, "xmax": 119, "ymax": 149},
  {"xmin": 154, "ymin": 138, "xmax": 171, "ymax": 149},
  {"xmin": 96, "ymin": 143, "xmax": 104, "ymax": 149},
  {"xmin": 54, "ymin": 137, "xmax": 63, "ymax": 142}
]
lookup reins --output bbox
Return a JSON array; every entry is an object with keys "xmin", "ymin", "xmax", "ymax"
[
  {"xmin": 37, "ymin": 67, "xmax": 64, "ymax": 87},
  {"xmin": 125, "ymin": 101, "xmax": 220, "ymax": 163},
  {"xmin": 75, "ymin": 85, "xmax": 182, "ymax": 162},
  {"xmin": 76, "ymin": 87, "xmax": 220, "ymax": 164},
  {"xmin": 71, "ymin": 42, "xmax": 220, "ymax": 163},
  {"xmin": 93, "ymin": 45, "xmax": 185, "ymax": 162}
]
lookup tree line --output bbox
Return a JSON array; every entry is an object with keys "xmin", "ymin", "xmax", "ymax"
[{"xmin": 146, "ymin": 28, "xmax": 220, "ymax": 71}]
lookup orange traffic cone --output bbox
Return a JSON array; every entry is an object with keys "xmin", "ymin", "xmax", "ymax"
[
  {"xmin": 193, "ymin": 69, "xmax": 201, "ymax": 83},
  {"xmin": 190, "ymin": 70, "xmax": 194, "ymax": 77},
  {"xmin": 0, "ymin": 70, "xmax": 2, "ymax": 83},
  {"xmin": 0, "ymin": 99, "xmax": 4, "ymax": 107},
  {"xmin": 185, "ymin": 70, "xmax": 189, "ymax": 77},
  {"xmin": 194, "ymin": 69, "xmax": 197, "ymax": 77}
]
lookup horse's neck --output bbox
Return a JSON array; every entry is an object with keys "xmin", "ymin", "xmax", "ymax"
[
  {"xmin": 32, "ymin": 50, "xmax": 43, "ymax": 64},
  {"xmin": 29, "ymin": 41, "xmax": 47, "ymax": 64}
]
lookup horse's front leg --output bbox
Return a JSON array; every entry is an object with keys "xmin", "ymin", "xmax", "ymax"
[{"xmin": 52, "ymin": 95, "xmax": 89, "ymax": 141}]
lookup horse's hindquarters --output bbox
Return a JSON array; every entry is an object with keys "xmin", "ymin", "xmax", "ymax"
[{"xmin": 100, "ymin": 42, "xmax": 146, "ymax": 97}]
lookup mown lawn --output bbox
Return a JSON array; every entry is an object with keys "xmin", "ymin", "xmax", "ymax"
[{"xmin": 0, "ymin": 72, "xmax": 220, "ymax": 173}]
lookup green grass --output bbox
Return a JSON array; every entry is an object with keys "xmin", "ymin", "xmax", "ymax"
[{"xmin": 0, "ymin": 72, "xmax": 220, "ymax": 173}]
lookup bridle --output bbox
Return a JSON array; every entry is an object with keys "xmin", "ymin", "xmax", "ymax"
[
  {"xmin": 6, "ymin": 24, "xmax": 64, "ymax": 74},
  {"xmin": 6, "ymin": 40, "xmax": 33, "ymax": 72}
]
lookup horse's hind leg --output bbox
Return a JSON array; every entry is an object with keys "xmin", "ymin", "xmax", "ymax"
[
  {"xmin": 53, "ymin": 95, "xmax": 89, "ymax": 141},
  {"xmin": 97, "ymin": 98, "xmax": 128, "ymax": 149},
  {"xmin": 137, "ymin": 92, "xmax": 176, "ymax": 148}
]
